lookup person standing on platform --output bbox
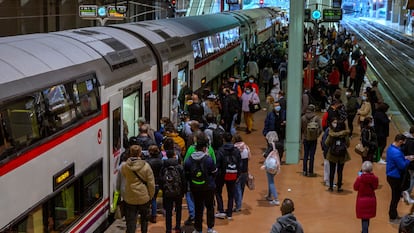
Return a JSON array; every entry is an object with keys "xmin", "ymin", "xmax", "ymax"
[
  {"xmin": 353, "ymin": 161, "xmax": 379, "ymax": 233},
  {"xmin": 233, "ymin": 134, "xmax": 251, "ymax": 212},
  {"xmin": 120, "ymin": 145, "xmax": 155, "ymax": 233},
  {"xmin": 269, "ymin": 198, "xmax": 304, "ymax": 233},
  {"xmin": 328, "ymin": 66, "xmax": 340, "ymax": 97},
  {"xmin": 374, "ymin": 102, "xmax": 391, "ymax": 164},
  {"xmin": 301, "ymin": 104, "xmax": 322, "ymax": 177},
  {"xmin": 360, "ymin": 117, "xmax": 378, "ymax": 163},
  {"xmin": 386, "ymin": 134, "xmax": 414, "ymax": 224},
  {"xmin": 263, "ymin": 101, "xmax": 286, "ymax": 162},
  {"xmin": 357, "ymin": 92, "xmax": 372, "ymax": 130},
  {"xmin": 325, "ymin": 120, "xmax": 350, "ymax": 192},
  {"xmin": 244, "ymin": 76, "xmax": 260, "ymax": 95},
  {"xmin": 146, "ymin": 145, "xmax": 163, "ymax": 224},
  {"xmin": 345, "ymin": 88, "xmax": 359, "ymax": 137},
  {"xmin": 246, "ymin": 58, "xmax": 259, "ymax": 80},
  {"xmin": 184, "ymin": 134, "xmax": 218, "ymax": 233},
  {"xmin": 354, "ymin": 59, "xmax": 366, "ymax": 97},
  {"xmin": 240, "ymin": 85, "xmax": 260, "ymax": 134}
]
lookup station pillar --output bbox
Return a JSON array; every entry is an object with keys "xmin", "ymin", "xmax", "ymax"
[{"xmin": 285, "ymin": 0, "xmax": 304, "ymax": 164}]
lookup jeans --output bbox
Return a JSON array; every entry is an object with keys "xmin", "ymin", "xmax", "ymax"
[
  {"xmin": 215, "ymin": 177, "xmax": 225, "ymax": 213},
  {"xmin": 387, "ymin": 176, "xmax": 403, "ymax": 219},
  {"xmin": 303, "ymin": 140, "xmax": 317, "ymax": 174},
  {"xmin": 192, "ymin": 189, "xmax": 215, "ymax": 232},
  {"xmin": 151, "ymin": 185, "xmax": 160, "ymax": 217},
  {"xmin": 329, "ymin": 162, "xmax": 344, "ymax": 189},
  {"xmin": 362, "ymin": 219, "xmax": 369, "ymax": 233},
  {"xmin": 235, "ymin": 173, "xmax": 248, "ymax": 210},
  {"xmin": 230, "ymin": 113, "xmax": 238, "ymax": 135},
  {"xmin": 163, "ymin": 196, "xmax": 183, "ymax": 232},
  {"xmin": 225, "ymin": 181, "xmax": 236, "ymax": 217},
  {"xmin": 185, "ymin": 191, "xmax": 195, "ymax": 219},
  {"xmin": 266, "ymin": 171, "xmax": 278, "ymax": 199},
  {"xmin": 124, "ymin": 201, "xmax": 150, "ymax": 233}
]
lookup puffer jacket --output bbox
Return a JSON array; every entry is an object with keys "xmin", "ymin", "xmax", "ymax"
[
  {"xmin": 121, "ymin": 157, "xmax": 155, "ymax": 205},
  {"xmin": 353, "ymin": 172, "xmax": 379, "ymax": 219}
]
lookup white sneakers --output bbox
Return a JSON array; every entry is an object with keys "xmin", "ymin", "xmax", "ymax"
[
  {"xmin": 402, "ymin": 191, "xmax": 414, "ymax": 204},
  {"xmin": 269, "ymin": 200, "xmax": 280, "ymax": 205},
  {"xmin": 378, "ymin": 158, "xmax": 387, "ymax": 165},
  {"xmin": 214, "ymin": 213, "xmax": 226, "ymax": 219}
]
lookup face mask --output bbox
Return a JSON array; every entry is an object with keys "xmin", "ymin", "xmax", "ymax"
[
  {"xmin": 160, "ymin": 124, "xmax": 164, "ymax": 128},
  {"xmin": 245, "ymin": 90, "xmax": 251, "ymax": 94},
  {"xmin": 369, "ymin": 122, "xmax": 374, "ymax": 127},
  {"xmin": 361, "ymin": 96, "xmax": 367, "ymax": 101},
  {"xmin": 332, "ymin": 123, "xmax": 337, "ymax": 128},
  {"xmin": 275, "ymin": 106, "xmax": 281, "ymax": 112},
  {"xmin": 235, "ymin": 79, "xmax": 239, "ymax": 83},
  {"xmin": 249, "ymin": 79, "xmax": 254, "ymax": 83},
  {"xmin": 345, "ymin": 92, "xmax": 351, "ymax": 96}
]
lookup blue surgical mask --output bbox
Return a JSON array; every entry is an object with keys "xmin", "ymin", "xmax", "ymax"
[
  {"xmin": 245, "ymin": 90, "xmax": 251, "ymax": 94},
  {"xmin": 161, "ymin": 123, "xmax": 164, "ymax": 128},
  {"xmin": 249, "ymin": 79, "xmax": 254, "ymax": 83},
  {"xmin": 235, "ymin": 79, "xmax": 239, "ymax": 83},
  {"xmin": 361, "ymin": 96, "xmax": 367, "ymax": 101},
  {"xmin": 275, "ymin": 106, "xmax": 281, "ymax": 112}
]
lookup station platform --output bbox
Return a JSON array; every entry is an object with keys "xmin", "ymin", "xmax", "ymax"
[{"xmin": 105, "ymin": 76, "xmax": 413, "ymax": 233}]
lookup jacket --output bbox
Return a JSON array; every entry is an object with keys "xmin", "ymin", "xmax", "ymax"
[
  {"xmin": 325, "ymin": 129, "xmax": 351, "ymax": 163},
  {"xmin": 300, "ymin": 111, "xmax": 322, "ymax": 141},
  {"xmin": 353, "ymin": 172, "xmax": 378, "ymax": 219},
  {"xmin": 270, "ymin": 213, "xmax": 304, "ymax": 233},
  {"xmin": 240, "ymin": 92, "xmax": 260, "ymax": 112},
  {"xmin": 164, "ymin": 132, "xmax": 186, "ymax": 155},
  {"xmin": 234, "ymin": 141, "xmax": 250, "ymax": 173},
  {"xmin": 263, "ymin": 110, "xmax": 286, "ymax": 140},
  {"xmin": 357, "ymin": 101, "xmax": 371, "ymax": 122},
  {"xmin": 121, "ymin": 157, "xmax": 155, "ymax": 205},
  {"xmin": 160, "ymin": 158, "xmax": 187, "ymax": 196},
  {"xmin": 373, "ymin": 111, "xmax": 390, "ymax": 139},
  {"xmin": 184, "ymin": 145, "xmax": 216, "ymax": 164},
  {"xmin": 345, "ymin": 96, "xmax": 359, "ymax": 116},
  {"xmin": 216, "ymin": 143, "xmax": 242, "ymax": 178},
  {"xmin": 386, "ymin": 144, "xmax": 410, "ymax": 179},
  {"xmin": 184, "ymin": 151, "xmax": 217, "ymax": 191}
]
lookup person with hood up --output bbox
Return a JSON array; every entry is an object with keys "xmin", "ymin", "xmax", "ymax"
[
  {"xmin": 269, "ymin": 198, "xmax": 304, "ymax": 233},
  {"xmin": 120, "ymin": 145, "xmax": 155, "ymax": 233}
]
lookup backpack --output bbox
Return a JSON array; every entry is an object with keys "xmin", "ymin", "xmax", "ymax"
[
  {"xmin": 306, "ymin": 116, "xmax": 319, "ymax": 141},
  {"xmin": 162, "ymin": 165, "xmax": 183, "ymax": 198},
  {"xmin": 209, "ymin": 126, "xmax": 225, "ymax": 150},
  {"xmin": 399, "ymin": 214, "xmax": 414, "ymax": 233},
  {"xmin": 330, "ymin": 136, "xmax": 347, "ymax": 156},
  {"xmin": 223, "ymin": 149, "xmax": 239, "ymax": 181},
  {"xmin": 189, "ymin": 156, "xmax": 209, "ymax": 190},
  {"xmin": 278, "ymin": 220, "xmax": 297, "ymax": 233}
]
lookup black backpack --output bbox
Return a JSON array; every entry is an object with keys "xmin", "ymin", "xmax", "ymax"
[
  {"xmin": 209, "ymin": 126, "xmax": 225, "ymax": 150},
  {"xmin": 161, "ymin": 165, "xmax": 183, "ymax": 198},
  {"xmin": 223, "ymin": 149, "xmax": 239, "ymax": 181},
  {"xmin": 330, "ymin": 136, "xmax": 347, "ymax": 156},
  {"xmin": 189, "ymin": 156, "xmax": 209, "ymax": 190},
  {"xmin": 278, "ymin": 220, "xmax": 297, "ymax": 233}
]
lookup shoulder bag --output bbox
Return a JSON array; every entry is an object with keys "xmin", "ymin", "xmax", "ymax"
[{"xmin": 248, "ymin": 94, "xmax": 261, "ymax": 113}]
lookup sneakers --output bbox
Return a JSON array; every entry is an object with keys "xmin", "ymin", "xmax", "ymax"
[
  {"xmin": 389, "ymin": 216, "xmax": 401, "ymax": 224},
  {"xmin": 227, "ymin": 216, "xmax": 233, "ymax": 220},
  {"xmin": 269, "ymin": 200, "xmax": 280, "ymax": 205},
  {"xmin": 233, "ymin": 208, "xmax": 242, "ymax": 212},
  {"xmin": 378, "ymin": 158, "xmax": 387, "ymax": 165},
  {"xmin": 402, "ymin": 191, "xmax": 414, "ymax": 204},
  {"xmin": 215, "ymin": 212, "xmax": 226, "ymax": 219},
  {"xmin": 207, "ymin": 228, "xmax": 218, "ymax": 233},
  {"xmin": 265, "ymin": 195, "xmax": 273, "ymax": 201}
]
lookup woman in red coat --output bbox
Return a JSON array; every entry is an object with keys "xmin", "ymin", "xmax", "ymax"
[{"xmin": 353, "ymin": 161, "xmax": 379, "ymax": 233}]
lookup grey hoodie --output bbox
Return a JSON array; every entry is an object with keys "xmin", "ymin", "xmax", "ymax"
[{"xmin": 270, "ymin": 213, "xmax": 304, "ymax": 233}]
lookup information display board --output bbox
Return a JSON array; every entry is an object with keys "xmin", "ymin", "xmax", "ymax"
[
  {"xmin": 323, "ymin": 8, "xmax": 342, "ymax": 21},
  {"xmin": 107, "ymin": 6, "xmax": 127, "ymax": 19},
  {"xmin": 79, "ymin": 5, "xmax": 98, "ymax": 18}
]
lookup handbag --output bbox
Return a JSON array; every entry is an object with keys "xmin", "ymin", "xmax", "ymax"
[
  {"xmin": 246, "ymin": 173, "xmax": 255, "ymax": 190},
  {"xmin": 248, "ymin": 94, "xmax": 261, "ymax": 113},
  {"xmin": 355, "ymin": 143, "xmax": 368, "ymax": 157}
]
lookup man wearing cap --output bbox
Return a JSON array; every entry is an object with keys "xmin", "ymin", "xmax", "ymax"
[
  {"xmin": 301, "ymin": 104, "xmax": 322, "ymax": 177},
  {"xmin": 270, "ymin": 198, "xmax": 304, "ymax": 233}
]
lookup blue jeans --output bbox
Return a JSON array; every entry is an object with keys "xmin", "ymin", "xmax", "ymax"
[
  {"xmin": 124, "ymin": 201, "xmax": 150, "ymax": 233},
  {"xmin": 303, "ymin": 140, "xmax": 317, "ymax": 174},
  {"xmin": 151, "ymin": 185, "xmax": 160, "ymax": 217},
  {"xmin": 185, "ymin": 191, "xmax": 195, "ymax": 218},
  {"xmin": 235, "ymin": 173, "xmax": 248, "ymax": 210},
  {"xmin": 230, "ymin": 113, "xmax": 238, "ymax": 135},
  {"xmin": 163, "ymin": 196, "xmax": 183, "ymax": 232},
  {"xmin": 266, "ymin": 171, "xmax": 278, "ymax": 199}
]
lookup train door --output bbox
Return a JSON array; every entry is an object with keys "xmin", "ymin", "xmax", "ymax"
[
  {"xmin": 108, "ymin": 92, "xmax": 123, "ymax": 212},
  {"xmin": 123, "ymin": 82, "xmax": 143, "ymax": 140}
]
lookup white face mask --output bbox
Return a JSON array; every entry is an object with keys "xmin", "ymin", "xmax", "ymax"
[{"xmin": 332, "ymin": 123, "xmax": 337, "ymax": 128}]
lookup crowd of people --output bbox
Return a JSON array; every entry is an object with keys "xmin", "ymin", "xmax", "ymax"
[{"xmin": 108, "ymin": 21, "xmax": 414, "ymax": 233}]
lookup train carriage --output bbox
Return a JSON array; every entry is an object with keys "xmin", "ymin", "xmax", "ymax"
[{"xmin": 0, "ymin": 7, "xmax": 280, "ymax": 233}]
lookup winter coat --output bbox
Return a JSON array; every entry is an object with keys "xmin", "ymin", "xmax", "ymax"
[
  {"xmin": 263, "ymin": 110, "xmax": 286, "ymax": 140},
  {"xmin": 216, "ymin": 143, "xmax": 242, "ymax": 178},
  {"xmin": 357, "ymin": 101, "xmax": 372, "ymax": 122},
  {"xmin": 373, "ymin": 110, "xmax": 390, "ymax": 139},
  {"xmin": 121, "ymin": 157, "xmax": 155, "ymax": 205},
  {"xmin": 301, "ymin": 111, "xmax": 322, "ymax": 141},
  {"xmin": 353, "ymin": 172, "xmax": 378, "ymax": 219},
  {"xmin": 164, "ymin": 132, "xmax": 186, "ymax": 155},
  {"xmin": 325, "ymin": 129, "xmax": 351, "ymax": 164},
  {"xmin": 345, "ymin": 96, "xmax": 359, "ymax": 116},
  {"xmin": 270, "ymin": 213, "xmax": 304, "ymax": 233}
]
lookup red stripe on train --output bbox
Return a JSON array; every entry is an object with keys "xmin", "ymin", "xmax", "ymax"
[
  {"xmin": 71, "ymin": 198, "xmax": 109, "ymax": 233},
  {"xmin": 0, "ymin": 103, "xmax": 109, "ymax": 176}
]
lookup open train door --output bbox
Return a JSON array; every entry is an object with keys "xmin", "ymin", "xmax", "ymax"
[{"xmin": 108, "ymin": 92, "xmax": 123, "ymax": 213}]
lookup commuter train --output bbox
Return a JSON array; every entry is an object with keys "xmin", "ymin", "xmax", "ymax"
[{"xmin": 0, "ymin": 7, "xmax": 281, "ymax": 232}]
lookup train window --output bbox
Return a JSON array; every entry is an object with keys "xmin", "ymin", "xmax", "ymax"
[
  {"xmin": 0, "ymin": 76, "xmax": 100, "ymax": 165},
  {"xmin": 1, "ymin": 160, "xmax": 103, "ymax": 233}
]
